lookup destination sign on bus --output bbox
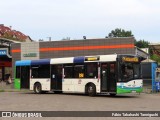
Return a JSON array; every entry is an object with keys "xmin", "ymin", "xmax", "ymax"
[
  {"xmin": 122, "ymin": 57, "xmax": 139, "ymax": 62},
  {"xmin": 85, "ymin": 56, "xmax": 99, "ymax": 61}
]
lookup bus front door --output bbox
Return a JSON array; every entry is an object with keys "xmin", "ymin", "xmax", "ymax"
[
  {"xmin": 101, "ymin": 63, "xmax": 116, "ymax": 92},
  {"xmin": 51, "ymin": 65, "xmax": 62, "ymax": 91}
]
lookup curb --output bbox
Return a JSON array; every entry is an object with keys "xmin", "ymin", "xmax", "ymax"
[{"xmin": 0, "ymin": 89, "xmax": 30, "ymax": 92}]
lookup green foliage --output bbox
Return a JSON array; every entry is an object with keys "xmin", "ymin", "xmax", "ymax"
[
  {"xmin": 107, "ymin": 28, "xmax": 133, "ymax": 38},
  {"xmin": 150, "ymin": 54, "xmax": 160, "ymax": 63},
  {"xmin": 135, "ymin": 40, "xmax": 150, "ymax": 48},
  {"xmin": 107, "ymin": 28, "xmax": 160, "ymax": 63}
]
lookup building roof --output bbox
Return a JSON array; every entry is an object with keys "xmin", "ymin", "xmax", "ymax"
[
  {"xmin": 142, "ymin": 59, "xmax": 156, "ymax": 63},
  {"xmin": 149, "ymin": 43, "xmax": 160, "ymax": 56},
  {"xmin": 0, "ymin": 24, "xmax": 32, "ymax": 42}
]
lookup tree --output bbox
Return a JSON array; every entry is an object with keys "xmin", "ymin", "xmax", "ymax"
[
  {"xmin": 150, "ymin": 54, "xmax": 160, "ymax": 63},
  {"xmin": 135, "ymin": 40, "xmax": 160, "ymax": 63},
  {"xmin": 107, "ymin": 28, "xmax": 133, "ymax": 38},
  {"xmin": 135, "ymin": 40, "xmax": 150, "ymax": 48},
  {"xmin": 107, "ymin": 28, "xmax": 159, "ymax": 63}
]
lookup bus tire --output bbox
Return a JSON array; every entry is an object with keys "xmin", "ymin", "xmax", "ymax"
[
  {"xmin": 34, "ymin": 83, "xmax": 42, "ymax": 94},
  {"xmin": 87, "ymin": 84, "xmax": 96, "ymax": 97}
]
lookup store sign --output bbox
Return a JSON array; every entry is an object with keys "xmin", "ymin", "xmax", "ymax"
[
  {"xmin": 0, "ymin": 61, "xmax": 12, "ymax": 67},
  {"xmin": 0, "ymin": 50, "xmax": 7, "ymax": 56},
  {"xmin": 122, "ymin": 57, "xmax": 139, "ymax": 62},
  {"xmin": 85, "ymin": 56, "xmax": 99, "ymax": 61},
  {"xmin": 23, "ymin": 53, "xmax": 37, "ymax": 57}
]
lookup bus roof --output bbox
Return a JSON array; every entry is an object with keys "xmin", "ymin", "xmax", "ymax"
[
  {"xmin": 15, "ymin": 60, "xmax": 31, "ymax": 66},
  {"xmin": 15, "ymin": 54, "xmax": 119, "ymax": 66}
]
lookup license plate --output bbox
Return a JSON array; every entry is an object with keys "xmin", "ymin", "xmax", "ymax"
[{"xmin": 132, "ymin": 91, "xmax": 136, "ymax": 93}]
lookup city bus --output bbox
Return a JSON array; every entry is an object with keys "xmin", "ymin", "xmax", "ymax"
[{"xmin": 14, "ymin": 54, "xmax": 143, "ymax": 96}]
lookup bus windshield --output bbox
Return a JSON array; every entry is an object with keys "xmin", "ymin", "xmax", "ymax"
[{"xmin": 119, "ymin": 63, "xmax": 141, "ymax": 82}]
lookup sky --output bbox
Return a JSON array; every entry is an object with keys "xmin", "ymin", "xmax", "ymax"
[{"xmin": 1, "ymin": 0, "xmax": 160, "ymax": 42}]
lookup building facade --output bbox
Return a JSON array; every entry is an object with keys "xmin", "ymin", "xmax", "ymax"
[
  {"xmin": 0, "ymin": 39, "xmax": 13, "ymax": 81},
  {"xmin": 11, "ymin": 37, "xmax": 148, "ymax": 78}
]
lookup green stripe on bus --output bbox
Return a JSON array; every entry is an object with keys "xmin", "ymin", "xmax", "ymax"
[
  {"xmin": 14, "ymin": 79, "xmax": 20, "ymax": 89},
  {"xmin": 14, "ymin": 67, "xmax": 20, "ymax": 90},
  {"xmin": 117, "ymin": 87, "xmax": 143, "ymax": 94}
]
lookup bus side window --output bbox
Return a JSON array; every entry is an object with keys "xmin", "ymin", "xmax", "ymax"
[
  {"xmin": 64, "ymin": 65, "xmax": 73, "ymax": 78},
  {"xmin": 74, "ymin": 65, "xmax": 85, "ymax": 78},
  {"xmin": 85, "ymin": 63, "xmax": 98, "ymax": 78},
  {"xmin": 31, "ymin": 67, "xmax": 38, "ymax": 78},
  {"xmin": 16, "ymin": 66, "xmax": 21, "ymax": 78},
  {"xmin": 31, "ymin": 65, "xmax": 50, "ymax": 78},
  {"xmin": 38, "ymin": 65, "xmax": 50, "ymax": 78}
]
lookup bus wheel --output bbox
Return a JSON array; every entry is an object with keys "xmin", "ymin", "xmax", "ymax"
[
  {"xmin": 34, "ymin": 83, "xmax": 42, "ymax": 94},
  {"xmin": 87, "ymin": 84, "xmax": 96, "ymax": 97},
  {"xmin": 109, "ymin": 93, "xmax": 116, "ymax": 97}
]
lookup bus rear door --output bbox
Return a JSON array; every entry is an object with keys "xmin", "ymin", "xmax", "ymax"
[{"xmin": 51, "ymin": 65, "xmax": 62, "ymax": 91}]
